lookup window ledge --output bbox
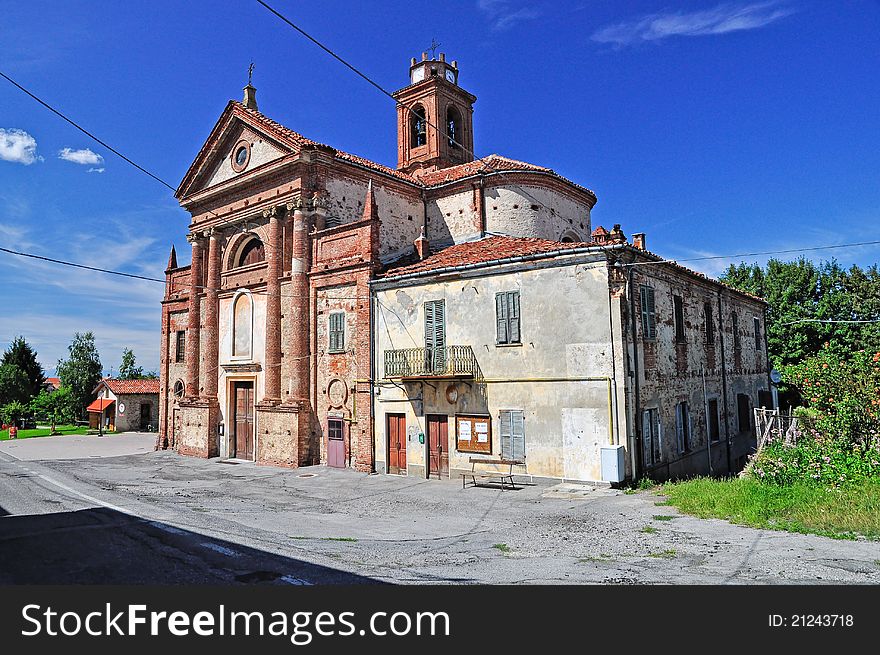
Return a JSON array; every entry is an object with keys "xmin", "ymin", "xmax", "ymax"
[{"xmin": 495, "ymin": 342, "xmax": 522, "ymax": 348}]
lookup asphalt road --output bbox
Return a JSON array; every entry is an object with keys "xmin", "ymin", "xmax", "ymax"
[{"xmin": 1, "ymin": 434, "xmax": 878, "ymax": 584}]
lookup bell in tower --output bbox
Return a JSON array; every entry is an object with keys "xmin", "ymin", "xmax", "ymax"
[{"xmin": 392, "ymin": 51, "xmax": 476, "ymax": 175}]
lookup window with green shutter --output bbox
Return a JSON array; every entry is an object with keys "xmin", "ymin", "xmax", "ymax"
[
  {"xmin": 424, "ymin": 300, "xmax": 446, "ymax": 373},
  {"xmin": 500, "ymin": 409, "xmax": 525, "ymax": 462},
  {"xmin": 328, "ymin": 312, "xmax": 345, "ymax": 353},
  {"xmin": 495, "ymin": 291, "xmax": 521, "ymax": 345},
  {"xmin": 640, "ymin": 285, "xmax": 656, "ymax": 340}
]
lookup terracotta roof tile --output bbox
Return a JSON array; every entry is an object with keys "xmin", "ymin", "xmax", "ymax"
[
  {"xmin": 381, "ymin": 236, "xmax": 591, "ymax": 278},
  {"xmin": 232, "ymin": 104, "xmax": 594, "ymax": 193},
  {"xmin": 379, "ymin": 236, "xmax": 767, "ymax": 305},
  {"xmin": 233, "ymin": 102, "xmax": 421, "ymax": 185},
  {"xmin": 415, "ymin": 154, "xmax": 597, "ymax": 198},
  {"xmin": 101, "ymin": 378, "xmax": 160, "ymax": 395}
]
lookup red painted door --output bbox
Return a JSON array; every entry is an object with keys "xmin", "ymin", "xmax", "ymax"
[
  {"xmin": 233, "ymin": 382, "xmax": 254, "ymax": 460},
  {"xmin": 427, "ymin": 414, "xmax": 449, "ymax": 479},
  {"xmin": 328, "ymin": 419, "xmax": 345, "ymax": 468},
  {"xmin": 387, "ymin": 414, "xmax": 407, "ymax": 474}
]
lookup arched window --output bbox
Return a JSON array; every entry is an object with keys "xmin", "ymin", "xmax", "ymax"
[
  {"xmin": 173, "ymin": 380, "xmax": 185, "ymax": 399},
  {"xmin": 560, "ymin": 231, "xmax": 581, "ymax": 244},
  {"xmin": 232, "ymin": 292, "xmax": 253, "ymax": 358},
  {"xmin": 411, "ymin": 105, "xmax": 427, "ymax": 148},
  {"xmin": 237, "ymin": 238, "xmax": 265, "ymax": 267},
  {"xmin": 447, "ymin": 106, "xmax": 461, "ymax": 149}
]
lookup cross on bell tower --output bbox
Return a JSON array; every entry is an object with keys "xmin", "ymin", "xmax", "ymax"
[{"xmin": 392, "ymin": 51, "xmax": 476, "ymax": 175}]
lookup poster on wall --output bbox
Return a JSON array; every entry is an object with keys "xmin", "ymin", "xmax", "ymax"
[{"xmin": 456, "ymin": 415, "xmax": 491, "ymax": 454}]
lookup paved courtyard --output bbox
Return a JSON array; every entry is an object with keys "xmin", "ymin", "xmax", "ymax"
[{"xmin": 1, "ymin": 434, "xmax": 878, "ymax": 584}]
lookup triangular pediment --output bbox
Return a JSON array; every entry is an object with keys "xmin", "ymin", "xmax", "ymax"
[{"xmin": 176, "ymin": 102, "xmax": 300, "ymax": 200}]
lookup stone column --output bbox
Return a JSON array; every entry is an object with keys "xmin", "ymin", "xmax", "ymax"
[
  {"xmin": 202, "ymin": 229, "xmax": 221, "ymax": 400},
  {"xmin": 262, "ymin": 206, "xmax": 283, "ymax": 403},
  {"xmin": 288, "ymin": 198, "xmax": 311, "ymax": 402},
  {"xmin": 185, "ymin": 233, "xmax": 203, "ymax": 399}
]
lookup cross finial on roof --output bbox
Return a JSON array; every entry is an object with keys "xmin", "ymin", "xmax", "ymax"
[
  {"xmin": 248, "ymin": 61, "xmax": 254, "ymax": 86},
  {"xmin": 428, "ymin": 38, "xmax": 441, "ymax": 59}
]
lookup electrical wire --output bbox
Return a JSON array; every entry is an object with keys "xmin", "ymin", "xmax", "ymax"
[{"xmin": 253, "ymin": 0, "xmax": 576, "ymax": 216}]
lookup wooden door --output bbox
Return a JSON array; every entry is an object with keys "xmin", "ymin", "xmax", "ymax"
[
  {"xmin": 327, "ymin": 419, "xmax": 345, "ymax": 468},
  {"xmin": 233, "ymin": 382, "xmax": 254, "ymax": 460},
  {"xmin": 427, "ymin": 414, "xmax": 449, "ymax": 479},
  {"xmin": 387, "ymin": 413, "xmax": 407, "ymax": 474}
]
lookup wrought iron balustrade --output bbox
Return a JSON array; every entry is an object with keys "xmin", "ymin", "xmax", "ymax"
[{"xmin": 384, "ymin": 345, "xmax": 479, "ymax": 379}]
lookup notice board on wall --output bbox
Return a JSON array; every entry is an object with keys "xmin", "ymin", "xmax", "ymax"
[{"xmin": 456, "ymin": 415, "xmax": 492, "ymax": 454}]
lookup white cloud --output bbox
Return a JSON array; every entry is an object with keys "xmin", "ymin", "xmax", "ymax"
[
  {"xmin": 88, "ymin": 167, "xmax": 105, "ymax": 173},
  {"xmin": 0, "ymin": 128, "xmax": 42, "ymax": 165},
  {"xmin": 58, "ymin": 147, "xmax": 104, "ymax": 166},
  {"xmin": 478, "ymin": 0, "xmax": 540, "ymax": 32},
  {"xmin": 591, "ymin": 2, "xmax": 795, "ymax": 47}
]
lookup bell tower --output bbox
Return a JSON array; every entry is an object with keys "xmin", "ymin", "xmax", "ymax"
[{"xmin": 393, "ymin": 52, "xmax": 476, "ymax": 175}]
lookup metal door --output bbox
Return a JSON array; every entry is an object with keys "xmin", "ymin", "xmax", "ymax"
[
  {"xmin": 427, "ymin": 414, "xmax": 449, "ymax": 479},
  {"xmin": 387, "ymin": 413, "xmax": 407, "ymax": 474},
  {"xmin": 328, "ymin": 418, "xmax": 345, "ymax": 468},
  {"xmin": 233, "ymin": 382, "xmax": 254, "ymax": 460}
]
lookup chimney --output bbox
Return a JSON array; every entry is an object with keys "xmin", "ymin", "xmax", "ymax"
[
  {"xmin": 632, "ymin": 233, "xmax": 646, "ymax": 250},
  {"xmin": 439, "ymin": 52, "xmax": 446, "ymax": 62},
  {"xmin": 422, "ymin": 52, "xmax": 428, "ymax": 61},
  {"xmin": 414, "ymin": 226, "xmax": 430, "ymax": 261},
  {"xmin": 243, "ymin": 83, "xmax": 258, "ymax": 110},
  {"xmin": 609, "ymin": 223, "xmax": 626, "ymax": 244}
]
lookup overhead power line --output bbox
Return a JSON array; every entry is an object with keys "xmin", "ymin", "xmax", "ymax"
[
  {"xmin": 4, "ymin": 239, "xmax": 880, "ymax": 298},
  {"xmin": 781, "ymin": 318, "xmax": 880, "ymax": 326},
  {"xmin": 630, "ymin": 240, "xmax": 880, "ymax": 268},
  {"xmin": 254, "ymin": 0, "xmax": 561, "ymax": 215},
  {"xmin": 0, "ymin": 70, "xmax": 176, "ymax": 192}
]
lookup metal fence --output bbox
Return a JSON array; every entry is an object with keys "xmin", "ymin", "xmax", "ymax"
[{"xmin": 384, "ymin": 345, "xmax": 480, "ymax": 379}]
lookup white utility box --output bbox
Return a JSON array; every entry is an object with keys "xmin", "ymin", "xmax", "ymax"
[{"xmin": 600, "ymin": 445, "xmax": 626, "ymax": 483}]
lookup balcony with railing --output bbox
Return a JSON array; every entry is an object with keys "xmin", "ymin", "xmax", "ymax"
[{"xmin": 384, "ymin": 346, "xmax": 480, "ymax": 380}]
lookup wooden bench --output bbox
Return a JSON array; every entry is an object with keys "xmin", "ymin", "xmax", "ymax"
[{"xmin": 461, "ymin": 457, "xmax": 525, "ymax": 490}]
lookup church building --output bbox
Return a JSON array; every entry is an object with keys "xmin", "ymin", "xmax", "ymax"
[
  {"xmin": 158, "ymin": 53, "xmax": 597, "ymax": 471},
  {"xmin": 158, "ymin": 53, "xmax": 770, "ymax": 482}
]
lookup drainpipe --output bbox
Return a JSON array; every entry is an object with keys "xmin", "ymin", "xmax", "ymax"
[
  {"xmin": 702, "ymin": 365, "xmax": 712, "ymax": 475},
  {"xmin": 478, "ymin": 174, "xmax": 487, "ymax": 238},
  {"xmin": 607, "ymin": 261, "xmax": 621, "ymax": 446},
  {"xmin": 369, "ymin": 291, "xmax": 376, "ymax": 472},
  {"xmin": 718, "ymin": 289, "xmax": 732, "ymax": 473},
  {"xmin": 627, "ymin": 266, "xmax": 643, "ymax": 481}
]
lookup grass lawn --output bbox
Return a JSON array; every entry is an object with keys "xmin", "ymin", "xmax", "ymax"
[
  {"xmin": 0, "ymin": 424, "xmax": 93, "ymax": 441},
  {"xmin": 659, "ymin": 476, "xmax": 880, "ymax": 541}
]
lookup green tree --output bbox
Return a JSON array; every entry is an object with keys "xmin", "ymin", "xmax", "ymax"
[
  {"xmin": 118, "ymin": 348, "xmax": 144, "ymax": 380},
  {"xmin": 56, "ymin": 332, "xmax": 103, "ymax": 420},
  {"xmin": 0, "ymin": 363, "xmax": 29, "ymax": 406},
  {"xmin": 1, "ymin": 400, "xmax": 30, "ymax": 428},
  {"xmin": 721, "ymin": 258, "xmax": 880, "ymax": 370},
  {"xmin": 30, "ymin": 386, "xmax": 74, "ymax": 435},
  {"xmin": 1, "ymin": 336, "xmax": 45, "ymax": 402}
]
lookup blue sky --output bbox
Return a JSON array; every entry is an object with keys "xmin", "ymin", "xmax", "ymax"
[{"xmin": 1, "ymin": 0, "xmax": 879, "ymax": 374}]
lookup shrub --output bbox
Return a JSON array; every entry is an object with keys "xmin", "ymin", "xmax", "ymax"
[{"xmin": 782, "ymin": 345, "xmax": 880, "ymax": 446}]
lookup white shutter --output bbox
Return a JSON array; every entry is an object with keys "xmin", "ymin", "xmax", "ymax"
[{"xmin": 500, "ymin": 410, "xmax": 512, "ymax": 460}]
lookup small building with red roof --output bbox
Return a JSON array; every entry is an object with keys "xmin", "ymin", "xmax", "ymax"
[{"xmin": 89, "ymin": 378, "xmax": 160, "ymax": 433}]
